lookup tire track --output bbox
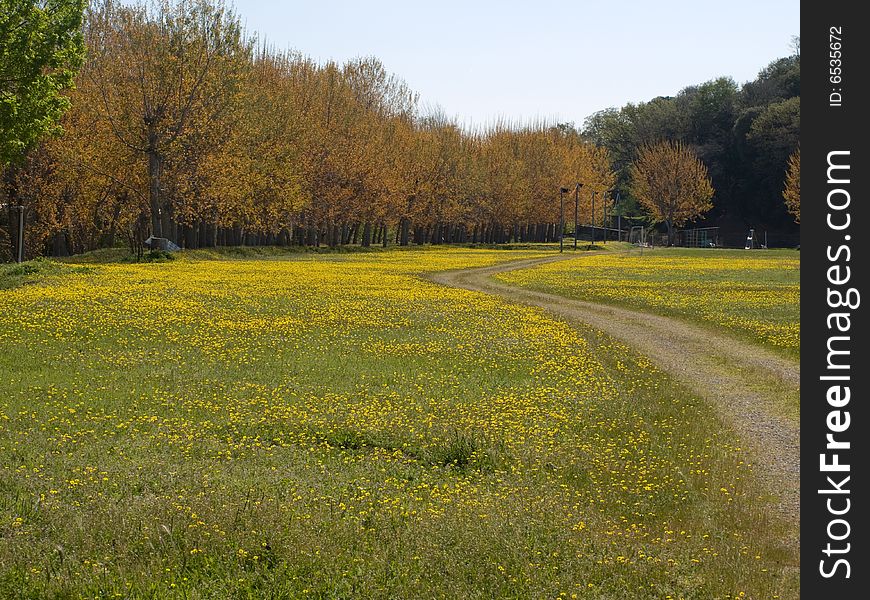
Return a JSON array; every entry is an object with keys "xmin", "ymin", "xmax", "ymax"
[{"xmin": 428, "ymin": 253, "xmax": 800, "ymax": 532}]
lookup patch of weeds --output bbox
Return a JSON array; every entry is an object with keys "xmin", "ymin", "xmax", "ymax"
[
  {"xmin": 319, "ymin": 428, "xmax": 406, "ymax": 456},
  {"xmin": 5, "ymin": 263, "xmax": 40, "ymax": 276},
  {"xmin": 328, "ymin": 429, "xmax": 370, "ymax": 450},
  {"xmin": 0, "ymin": 258, "xmax": 94, "ymax": 289},
  {"xmin": 429, "ymin": 431, "xmax": 505, "ymax": 473},
  {"xmin": 143, "ymin": 250, "xmax": 177, "ymax": 262}
]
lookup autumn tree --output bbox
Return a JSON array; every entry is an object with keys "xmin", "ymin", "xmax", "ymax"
[
  {"xmin": 12, "ymin": 0, "xmax": 620, "ymax": 257},
  {"xmin": 50, "ymin": 75, "xmax": 147, "ymax": 254},
  {"xmin": 629, "ymin": 141, "xmax": 713, "ymax": 245},
  {"xmin": 85, "ymin": 0, "xmax": 247, "ymax": 240},
  {"xmin": 783, "ymin": 146, "xmax": 799, "ymax": 223},
  {"xmin": 556, "ymin": 126, "xmax": 615, "ymax": 230}
]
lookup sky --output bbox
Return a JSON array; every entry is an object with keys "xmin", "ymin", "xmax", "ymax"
[{"xmin": 230, "ymin": 0, "xmax": 799, "ymax": 129}]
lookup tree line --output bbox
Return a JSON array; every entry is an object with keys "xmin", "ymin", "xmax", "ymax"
[
  {"xmin": 583, "ymin": 42, "xmax": 800, "ymax": 236},
  {"xmin": 2, "ymin": 0, "xmax": 616, "ymax": 259},
  {"xmin": 1, "ymin": 1, "xmax": 799, "ymax": 260}
]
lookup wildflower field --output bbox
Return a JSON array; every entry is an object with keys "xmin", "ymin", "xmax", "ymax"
[
  {"xmin": 496, "ymin": 249, "xmax": 800, "ymax": 358},
  {"xmin": 1, "ymin": 249, "xmax": 796, "ymax": 598}
]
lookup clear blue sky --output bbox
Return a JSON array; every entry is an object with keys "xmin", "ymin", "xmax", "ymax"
[{"xmin": 231, "ymin": 0, "xmax": 799, "ymax": 129}]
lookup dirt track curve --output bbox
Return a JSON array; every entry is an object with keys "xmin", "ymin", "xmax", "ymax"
[{"xmin": 429, "ymin": 253, "xmax": 800, "ymax": 532}]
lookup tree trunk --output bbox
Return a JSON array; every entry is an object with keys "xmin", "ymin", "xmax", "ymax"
[
  {"xmin": 52, "ymin": 232, "xmax": 69, "ymax": 257},
  {"xmin": 4, "ymin": 171, "xmax": 20, "ymax": 261},
  {"xmin": 185, "ymin": 225, "xmax": 197, "ymax": 249},
  {"xmin": 399, "ymin": 217, "xmax": 410, "ymax": 246},
  {"xmin": 146, "ymin": 130, "xmax": 162, "ymax": 237},
  {"xmin": 107, "ymin": 196, "xmax": 123, "ymax": 248},
  {"xmin": 361, "ymin": 222, "xmax": 372, "ymax": 247}
]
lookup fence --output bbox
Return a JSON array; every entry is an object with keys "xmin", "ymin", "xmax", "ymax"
[{"xmin": 644, "ymin": 227, "xmax": 799, "ymax": 249}]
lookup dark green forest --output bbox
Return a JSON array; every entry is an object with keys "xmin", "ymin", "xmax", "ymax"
[{"xmin": 583, "ymin": 49, "xmax": 799, "ymax": 243}]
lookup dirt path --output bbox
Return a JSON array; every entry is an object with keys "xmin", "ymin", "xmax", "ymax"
[{"xmin": 428, "ymin": 253, "xmax": 800, "ymax": 532}]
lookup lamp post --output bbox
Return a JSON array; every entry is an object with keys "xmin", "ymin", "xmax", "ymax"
[
  {"xmin": 591, "ymin": 190, "xmax": 597, "ymax": 245},
  {"xmin": 15, "ymin": 205, "xmax": 25, "ymax": 263},
  {"xmin": 614, "ymin": 191, "xmax": 622, "ymax": 241},
  {"xmin": 559, "ymin": 187, "xmax": 569, "ymax": 253},
  {"xmin": 574, "ymin": 182, "xmax": 583, "ymax": 250}
]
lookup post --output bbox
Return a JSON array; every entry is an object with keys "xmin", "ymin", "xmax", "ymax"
[
  {"xmin": 591, "ymin": 191, "xmax": 597, "ymax": 245},
  {"xmin": 615, "ymin": 192, "xmax": 621, "ymax": 241},
  {"xmin": 573, "ymin": 184, "xmax": 579, "ymax": 250},
  {"xmin": 16, "ymin": 206, "xmax": 25, "ymax": 263}
]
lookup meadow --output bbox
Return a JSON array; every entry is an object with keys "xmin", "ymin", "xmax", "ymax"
[
  {"xmin": 495, "ymin": 248, "xmax": 800, "ymax": 358},
  {"xmin": 0, "ymin": 248, "xmax": 797, "ymax": 599}
]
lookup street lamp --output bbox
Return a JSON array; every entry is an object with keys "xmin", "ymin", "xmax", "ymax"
[
  {"xmin": 614, "ymin": 190, "xmax": 622, "ymax": 241},
  {"xmin": 574, "ymin": 182, "xmax": 583, "ymax": 250},
  {"xmin": 591, "ymin": 190, "xmax": 597, "ymax": 245},
  {"xmin": 15, "ymin": 205, "xmax": 24, "ymax": 263},
  {"xmin": 559, "ymin": 187, "xmax": 570, "ymax": 253}
]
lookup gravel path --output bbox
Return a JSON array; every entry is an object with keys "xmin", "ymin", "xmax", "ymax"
[{"xmin": 428, "ymin": 253, "xmax": 800, "ymax": 535}]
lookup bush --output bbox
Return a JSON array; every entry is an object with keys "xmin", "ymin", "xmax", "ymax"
[{"xmin": 143, "ymin": 249, "xmax": 176, "ymax": 262}]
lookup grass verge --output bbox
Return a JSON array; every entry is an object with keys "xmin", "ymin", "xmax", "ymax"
[{"xmin": 495, "ymin": 247, "xmax": 800, "ymax": 360}]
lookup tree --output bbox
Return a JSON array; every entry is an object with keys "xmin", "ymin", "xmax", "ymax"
[
  {"xmin": 743, "ymin": 96, "xmax": 800, "ymax": 222},
  {"xmin": 10, "ymin": 0, "xmax": 623, "ymax": 257},
  {"xmin": 85, "ymin": 0, "xmax": 247, "ymax": 240},
  {"xmin": 783, "ymin": 147, "xmax": 799, "ymax": 223},
  {"xmin": 0, "ymin": 0, "xmax": 86, "ymax": 166},
  {"xmin": 629, "ymin": 141, "xmax": 714, "ymax": 245},
  {"xmin": 2, "ymin": 0, "xmax": 85, "ymax": 260},
  {"xmin": 583, "ymin": 51, "xmax": 800, "ymax": 232}
]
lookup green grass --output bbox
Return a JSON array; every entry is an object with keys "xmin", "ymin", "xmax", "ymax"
[
  {"xmin": 496, "ymin": 248, "xmax": 800, "ymax": 359},
  {"xmin": 0, "ymin": 258, "xmax": 95, "ymax": 290},
  {"xmin": 0, "ymin": 249, "xmax": 797, "ymax": 598}
]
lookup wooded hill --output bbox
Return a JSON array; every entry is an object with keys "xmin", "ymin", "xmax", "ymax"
[{"xmin": 583, "ymin": 47, "xmax": 800, "ymax": 240}]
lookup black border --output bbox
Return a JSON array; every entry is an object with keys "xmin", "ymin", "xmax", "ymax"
[{"xmin": 801, "ymin": 1, "xmax": 868, "ymax": 595}]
